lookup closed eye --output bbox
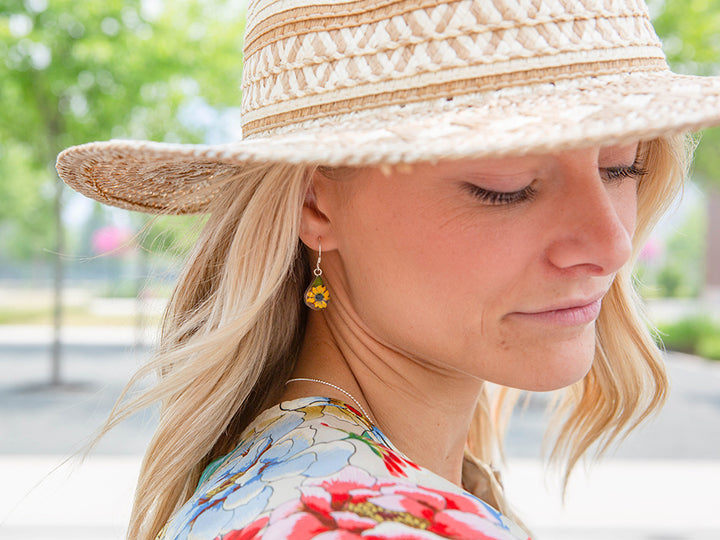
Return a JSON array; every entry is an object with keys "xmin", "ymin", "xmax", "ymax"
[
  {"xmin": 465, "ymin": 183, "xmax": 537, "ymax": 205},
  {"xmin": 602, "ymin": 161, "xmax": 648, "ymax": 183}
]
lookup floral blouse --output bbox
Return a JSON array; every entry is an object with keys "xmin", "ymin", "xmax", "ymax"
[{"xmin": 158, "ymin": 396, "xmax": 529, "ymax": 539}]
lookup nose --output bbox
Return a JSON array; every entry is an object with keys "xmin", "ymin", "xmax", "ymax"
[{"xmin": 544, "ymin": 153, "xmax": 636, "ymax": 276}]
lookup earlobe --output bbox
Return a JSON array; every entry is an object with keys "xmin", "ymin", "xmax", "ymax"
[{"xmin": 299, "ymin": 173, "xmax": 338, "ymax": 251}]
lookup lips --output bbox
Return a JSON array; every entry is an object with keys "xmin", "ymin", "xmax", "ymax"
[
  {"xmin": 509, "ymin": 294, "xmax": 605, "ymax": 326},
  {"xmin": 524, "ymin": 292, "xmax": 607, "ymax": 314}
]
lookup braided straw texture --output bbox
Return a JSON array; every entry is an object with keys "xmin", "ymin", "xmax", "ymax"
[{"xmin": 241, "ymin": 0, "xmax": 665, "ymax": 136}]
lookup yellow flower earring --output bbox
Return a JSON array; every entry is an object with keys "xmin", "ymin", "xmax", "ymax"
[{"xmin": 304, "ymin": 240, "xmax": 330, "ymax": 310}]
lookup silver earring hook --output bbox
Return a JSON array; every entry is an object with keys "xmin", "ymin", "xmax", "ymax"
[{"xmin": 314, "ymin": 239, "xmax": 322, "ymax": 277}]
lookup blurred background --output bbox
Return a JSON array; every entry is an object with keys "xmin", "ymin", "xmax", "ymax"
[{"xmin": 0, "ymin": 0, "xmax": 719, "ymax": 539}]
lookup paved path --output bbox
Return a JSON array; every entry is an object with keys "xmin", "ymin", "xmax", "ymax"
[
  {"xmin": 3, "ymin": 456, "xmax": 719, "ymax": 540},
  {"xmin": 2, "ymin": 325, "xmax": 719, "ymax": 539}
]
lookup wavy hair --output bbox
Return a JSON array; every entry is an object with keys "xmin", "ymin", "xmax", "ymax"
[{"xmin": 93, "ymin": 135, "xmax": 692, "ymax": 539}]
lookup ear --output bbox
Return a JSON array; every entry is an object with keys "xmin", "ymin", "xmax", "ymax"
[{"xmin": 299, "ymin": 169, "xmax": 338, "ymax": 251}]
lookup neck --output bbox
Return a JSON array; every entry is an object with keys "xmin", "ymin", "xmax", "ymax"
[{"xmin": 281, "ymin": 303, "xmax": 483, "ymax": 487}]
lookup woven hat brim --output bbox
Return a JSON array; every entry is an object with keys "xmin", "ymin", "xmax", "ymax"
[{"xmin": 57, "ymin": 71, "xmax": 720, "ymax": 215}]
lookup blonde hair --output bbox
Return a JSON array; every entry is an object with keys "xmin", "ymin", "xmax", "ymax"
[{"xmin": 96, "ymin": 135, "xmax": 692, "ymax": 540}]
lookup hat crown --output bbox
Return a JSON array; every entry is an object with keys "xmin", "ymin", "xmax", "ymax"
[{"xmin": 240, "ymin": 0, "xmax": 666, "ymax": 139}]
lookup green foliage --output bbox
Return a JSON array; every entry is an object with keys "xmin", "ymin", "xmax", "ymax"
[
  {"xmin": 100, "ymin": 278, "xmax": 145, "ymax": 298},
  {"xmin": 636, "ymin": 200, "xmax": 707, "ymax": 298},
  {"xmin": 138, "ymin": 213, "xmax": 206, "ymax": 257},
  {"xmin": 656, "ymin": 315, "xmax": 720, "ymax": 360},
  {"xmin": 657, "ymin": 316, "xmax": 714, "ymax": 352},
  {"xmin": 0, "ymin": 0, "xmax": 245, "ymax": 151},
  {"xmin": 0, "ymin": 140, "xmax": 56, "ymax": 259},
  {"xmin": 0, "ymin": 0, "xmax": 245, "ymax": 259},
  {"xmin": 650, "ymin": 0, "xmax": 720, "ymax": 75},
  {"xmin": 691, "ymin": 127, "xmax": 720, "ymax": 185},
  {"xmin": 697, "ymin": 331, "xmax": 720, "ymax": 360},
  {"xmin": 657, "ymin": 208, "xmax": 706, "ymax": 297},
  {"xmin": 650, "ymin": 0, "xmax": 720, "ymax": 186}
]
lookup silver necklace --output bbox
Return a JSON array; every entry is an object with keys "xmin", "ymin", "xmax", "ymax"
[{"xmin": 285, "ymin": 377, "xmax": 373, "ymax": 422}]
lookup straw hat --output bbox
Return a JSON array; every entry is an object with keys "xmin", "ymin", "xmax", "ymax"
[{"xmin": 57, "ymin": 0, "xmax": 720, "ymax": 215}]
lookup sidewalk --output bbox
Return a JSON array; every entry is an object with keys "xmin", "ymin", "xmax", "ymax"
[
  {"xmin": 2, "ymin": 455, "xmax": 719, "ymax": 540},
  {"xmin": 1, "ymin": 455, "xmax": 136, "ymax": 540},
  {"xmin": 506, "ymin": 459, "xmax": 720, "ymax": 539},
  {"xmin": 0, "ymin": 324, "xmax": 158, "ymax": 347}
]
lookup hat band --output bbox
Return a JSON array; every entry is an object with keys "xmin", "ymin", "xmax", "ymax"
[{"xmin": 242, "ymin": 53, "xmax": 667, "ymax": 138}]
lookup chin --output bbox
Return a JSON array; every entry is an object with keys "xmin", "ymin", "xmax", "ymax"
[
  {"xmin": 541, "ymin": 347, "xmax": 595, "ymax": 391},
  {"xmin": 522, "ymin": 364, "xmax": 593, "ymax": 392},
  {"xmin": 506, "ymin": 333, "xmax": 597, "ymax": 392}
]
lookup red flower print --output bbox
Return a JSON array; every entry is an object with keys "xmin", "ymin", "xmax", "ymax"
[
  {"xmin": 214, "ymin": 516, "xmax": 268, "ymax": 540},
  {"xmin": 347, "ymin": 433, "xmax": 421, "ymax": 478},
  {"xmin": 251, "ymin": 466, "xmax": 522, "ymax": 539},
  {"xmin": 376, "ymin": 444, "xmax": 422, "ymax": 477}
]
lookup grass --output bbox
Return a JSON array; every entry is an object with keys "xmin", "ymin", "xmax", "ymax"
[{"xmin": 0, "ymin": 306, "xmax": 161, "ymax": 326}]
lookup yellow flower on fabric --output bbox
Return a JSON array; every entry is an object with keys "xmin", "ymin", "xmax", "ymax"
[{"xmin": 306, "ymin": 285, "xmax": 329, "ymax": 309}]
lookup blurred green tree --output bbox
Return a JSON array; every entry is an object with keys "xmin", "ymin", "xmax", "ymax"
[
  {"xmin": 0, "ymin": 0, "xmax": 244, "ymax": 246},
  {"xmin": 0, "ymin": 0, "xmax": 245, "ymax": 383},
  {"xmin": 651, "ymin": 0, "xmax": 720, "ymax": 185},
  {"xmin": 656, "ymin": 207, "xmax": 707, "ymax": 297},
  {"xmin": 0, "ymin": 140, "xmax": 54, "ymax": 259}
]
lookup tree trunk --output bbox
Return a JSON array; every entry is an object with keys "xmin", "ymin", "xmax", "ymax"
[
  {"xmin": 51, "ymin": 173, "xmax": 64, "ymax": 386},
  {"xmin": 705, "ymin": 187, "xmax": 720, "ymax": 307},
  {"xmin": 135, "ymin": 243, "xmax": 148, "ymax": 349}
]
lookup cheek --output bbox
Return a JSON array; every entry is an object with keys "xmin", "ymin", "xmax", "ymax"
[
  {"xmin": 335, "ymin": 193, "xmax": 531, "ymax": 361},
  {"xmin": 339, "ymin": 199, "xmax": 452, "ymax": 322}
]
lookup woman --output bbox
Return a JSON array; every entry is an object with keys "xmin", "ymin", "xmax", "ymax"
[{"xmin": 57, "ymin": 0, "xmax": 720, "ymax": 538}]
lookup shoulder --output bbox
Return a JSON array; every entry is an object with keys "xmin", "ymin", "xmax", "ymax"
[{"xmin": 158, "ymin": 397, "xmax": 529, "ymax": 540}]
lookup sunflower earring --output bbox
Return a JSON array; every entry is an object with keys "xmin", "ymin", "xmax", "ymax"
[{"xmin": 304, "ymin": 240, "xmax": 330, "ymax": 310}]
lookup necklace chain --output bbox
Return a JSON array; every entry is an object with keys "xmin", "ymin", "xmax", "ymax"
[{"xmin": 285, "ymin": 377, "xmax": 373, "ymax": 422}]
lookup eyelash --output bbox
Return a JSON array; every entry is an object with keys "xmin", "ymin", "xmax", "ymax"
[
  {"xmin": 465, "ymin": 184, "xmax": 536, "ymax": 205},
  {"xmin": 602, "ymin": 162, "xmax": 648, "ymax": 182},
  {"xmin": 466, "ymin": 161, "xmax": 648, "ymax": 206}
]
